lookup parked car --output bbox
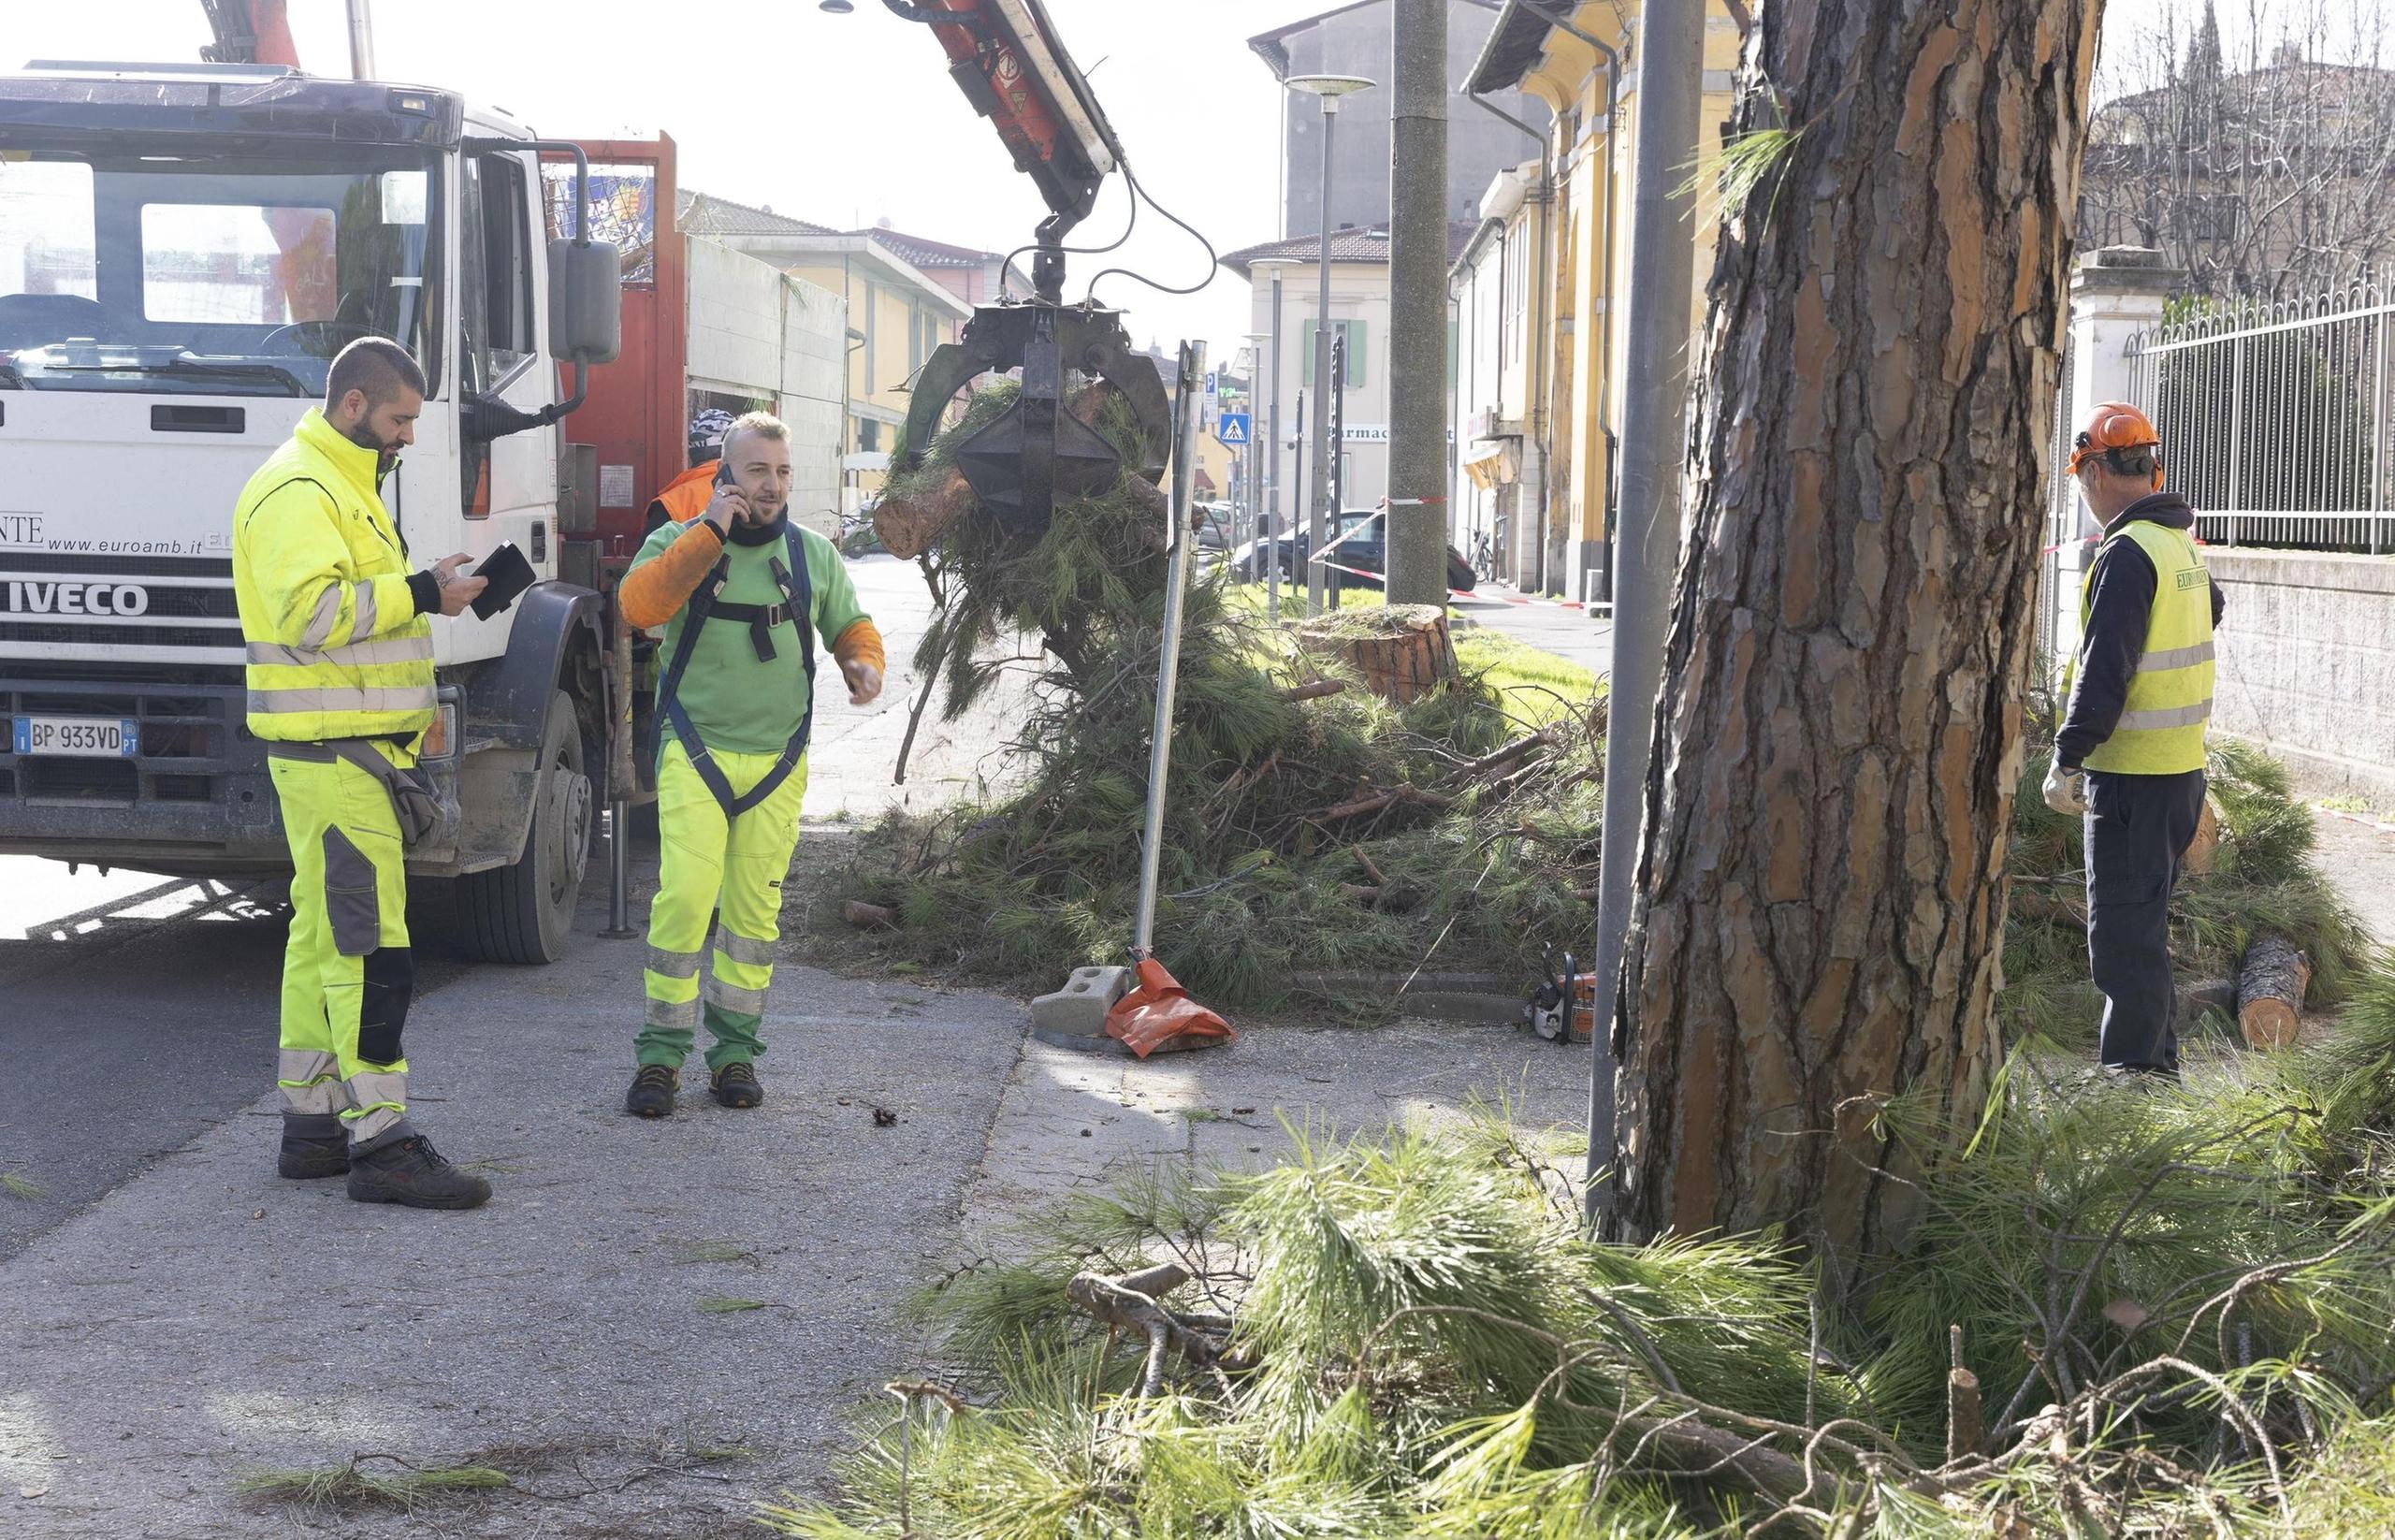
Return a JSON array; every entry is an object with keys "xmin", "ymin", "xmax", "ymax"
[
  {"xmin": 1316, "ymin": 512, "xmax": 1479, "ymax": 593},
  {"xmin": 1193, "ymin": 505, "xmax": 1230, "ymax": 552},
  {"xmin": 1228, "ymin": 512, "xmax": 1373, "ymax": 583}
]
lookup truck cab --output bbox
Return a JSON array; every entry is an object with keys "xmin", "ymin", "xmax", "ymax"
[{"xmin": 0, "ymin": 61, "xmax": 622, "ymax": 961}]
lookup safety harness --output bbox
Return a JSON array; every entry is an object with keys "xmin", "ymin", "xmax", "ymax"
[{"xmin": 655, "ymin": 525, "xmax": 817, "ymax": 818}]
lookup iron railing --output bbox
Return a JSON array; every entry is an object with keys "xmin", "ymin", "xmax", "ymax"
[{"xmin": 2125, "ymin": 282, "xmax": 2394, "ymax": 554}]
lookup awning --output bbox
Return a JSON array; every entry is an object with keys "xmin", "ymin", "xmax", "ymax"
[{"xmin": 1461, "ymin": 439, "xmax": 1519, "ymax": 490}]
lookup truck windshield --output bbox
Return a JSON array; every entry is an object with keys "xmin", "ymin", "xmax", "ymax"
[{"xmin": 0, "ymin": 142, "xmax": 440, "ymax": 397}]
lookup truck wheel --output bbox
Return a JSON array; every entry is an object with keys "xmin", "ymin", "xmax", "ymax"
[{"xmin": 455, "ymin": 691, "xmax": 593, "ymax": 965}]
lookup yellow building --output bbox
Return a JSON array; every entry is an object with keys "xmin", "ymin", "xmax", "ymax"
[{"xmin": 1457, "ymin": 3, "xmax": 1744, "ymax": 599}]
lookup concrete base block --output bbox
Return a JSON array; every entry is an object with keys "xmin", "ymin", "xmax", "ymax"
[{"xmin": 1030, "ymin": 966, "xmax": 1134, "ymax": 1039}]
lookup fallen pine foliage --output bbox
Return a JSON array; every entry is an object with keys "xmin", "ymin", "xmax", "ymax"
[
  {"xmin": 839, "ymin": 381, "xmax": 1608, "ymax": 1009},
  {"xmin": 762, "ymin": 979, "xmax": 2395, "ymax": 1537}
]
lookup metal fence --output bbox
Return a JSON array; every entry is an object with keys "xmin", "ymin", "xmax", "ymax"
[{"xmin": 2125, "ymin": 282, "xmax": 2395, "ymax": 553}]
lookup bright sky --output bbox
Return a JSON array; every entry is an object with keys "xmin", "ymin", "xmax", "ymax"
[
  {"xmin": 15, "ymin": 1, "xmax": 2389, "ymax": 361},
  {"xmin": 13, "ymin": 0, "xmax": 1297, "ymax": 362}
]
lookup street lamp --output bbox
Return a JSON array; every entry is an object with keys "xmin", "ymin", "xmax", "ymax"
[
  {"xmin": 1285, "ymin": 73, "xmax": 1375, "ymax": 617},
  {"xmin": 1247, "ymin": 257, "xmax": 1300, "ymax": 624}
]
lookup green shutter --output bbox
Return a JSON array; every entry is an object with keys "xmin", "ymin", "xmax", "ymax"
[{"xmin": 1346, "ymin": 319, "xmax": 1367, "ymax": 387}]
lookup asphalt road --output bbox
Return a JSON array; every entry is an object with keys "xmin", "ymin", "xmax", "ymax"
[{"xmin": 0, "ymin": 864, "xmax": 473, "ymax": 1262}]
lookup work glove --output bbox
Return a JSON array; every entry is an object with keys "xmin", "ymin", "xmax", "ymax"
[{"xmin": 2043, "ymin": 761, "xmax": 2087, "ymax": 817}]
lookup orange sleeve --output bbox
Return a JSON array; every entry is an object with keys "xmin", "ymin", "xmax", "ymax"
[
  {"xmin": 617, "ymin": 521, "xmax": 723, "ymax": 630},
  {"xmin": 832, "ymin": 618, "xmax": 885, "ymax": 676}
]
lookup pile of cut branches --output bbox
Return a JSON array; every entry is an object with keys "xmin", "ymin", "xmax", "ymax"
[
  {"xmin": 762, "ymin": 981, "xmax": 2395, "ymax": 1537},
  {"xmin": 839, "ymin": 383, "xmax": 1607, "ymax": 1008}
]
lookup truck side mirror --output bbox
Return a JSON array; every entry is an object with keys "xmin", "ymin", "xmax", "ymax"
[{"xmin": 548, "ymin": 239, "xmax": 622, "ymax": 366}]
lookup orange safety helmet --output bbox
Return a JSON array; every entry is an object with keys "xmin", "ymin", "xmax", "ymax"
[{"xmin": 2067, "ymin": 400, "xmax": 2165, "ymax": 481}]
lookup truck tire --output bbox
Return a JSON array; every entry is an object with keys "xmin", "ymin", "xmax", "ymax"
[{"xmin": 454, "ymin": 691, "xmax": 592, "ymax": 965}]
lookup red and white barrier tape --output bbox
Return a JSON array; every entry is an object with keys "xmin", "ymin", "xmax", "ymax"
[{"xmin": 1304, "ymin": 551, "xmax": 1609, "ymax": 611}]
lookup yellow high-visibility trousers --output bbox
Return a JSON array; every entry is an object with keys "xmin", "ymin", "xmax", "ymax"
[
  {"xmin": 638, "ymin": 739, "xmax": 808, "ymax": 1071},
  {"xmin": 268, "ymin": 746, "xmax": 414, "ymax": 1148}
]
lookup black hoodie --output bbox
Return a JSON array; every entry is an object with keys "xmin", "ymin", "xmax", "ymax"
[{"xmin": 2054, "ymin": 491, "xmax": 2228, "ymax": 771}]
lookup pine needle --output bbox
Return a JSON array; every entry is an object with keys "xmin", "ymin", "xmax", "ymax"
[{"xmin": 697, "ymin": 1296, "xmax": 772, "ymax": 1315}]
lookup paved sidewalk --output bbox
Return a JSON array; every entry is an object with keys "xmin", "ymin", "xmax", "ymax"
[{"xmin": 1453, "ymin": 584, "xmax": 1614, "ymax": 676}]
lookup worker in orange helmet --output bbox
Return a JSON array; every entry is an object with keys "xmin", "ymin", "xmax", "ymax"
[
  {"xmin": 2047, "ymin": 400, "xmax": 2227, "ymax": 1082},
  {"xmin": 643, "ymin": 409, "xmax": 738, "ymax": 534}
]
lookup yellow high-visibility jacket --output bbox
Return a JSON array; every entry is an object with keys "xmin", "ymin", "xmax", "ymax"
[{"xmin": 232, "ymin": 408, "xmax": 435, "ymax": 754}]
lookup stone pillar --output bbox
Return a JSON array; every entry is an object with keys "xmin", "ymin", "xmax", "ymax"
[{"xmin": 2051, "ymin": 246, "xmax": 2180, "ymax": 664}]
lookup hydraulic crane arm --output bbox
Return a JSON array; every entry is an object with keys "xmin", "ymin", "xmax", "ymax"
[
  {"xmin": 197, "ymin": 0, "xmax": 298, "ymax": 65},
  {"xmin": 877, "ymin": 0, "xmax": 1125, "ymax": 304}
]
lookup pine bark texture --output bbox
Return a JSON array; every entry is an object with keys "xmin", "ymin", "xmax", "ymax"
[{"xmin": 1608, "ymin": 0, "xmax": 2103, "ymax": 1276}]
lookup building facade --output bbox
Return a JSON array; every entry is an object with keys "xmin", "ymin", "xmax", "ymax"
[
  {"xmin": 1249, "ymin": 1, "xmax": 1548, "ymax": 242},
  {"xmin": 1457, "ymin": 1, "xmax": 1744, "ymax": 599}
]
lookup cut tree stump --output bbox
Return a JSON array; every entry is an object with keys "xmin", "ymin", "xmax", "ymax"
[
  {"xmin": 2237, "ymin": 933, "xmax": 2311, "ymax": 1050},
  {"xmin": 2182, "ymin": 795, "xmax": 2223, "ymax": 876},
  {"xmin": 1295, "ymin": 604, "xmax": 1459, "ymax": 705}
]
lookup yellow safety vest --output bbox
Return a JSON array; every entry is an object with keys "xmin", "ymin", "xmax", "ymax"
[
  {"xmin": 232, "ymin": 409, "xmax": 435, "ymax": 752},
  {"xmin": 2077, "ymin": 520, "xmax": 2214, "ymax": 775}
]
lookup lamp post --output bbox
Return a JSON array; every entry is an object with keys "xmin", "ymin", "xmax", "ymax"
[
  {"xmin": 1285, "ymin": 73, "xmax": 1376, "ymax": 617},
  {"xmin": 1248, "ymin": 260, "xmax": 1299, "ymax": 624}
]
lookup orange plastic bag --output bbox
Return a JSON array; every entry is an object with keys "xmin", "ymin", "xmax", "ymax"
[{"xmin": 1103, "ymin": 957, "xmax": 1236, "ymax": 1058}]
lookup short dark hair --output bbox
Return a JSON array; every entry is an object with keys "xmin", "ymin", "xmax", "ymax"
[{"xmin": 326, "ymin": 337, "xmax": 427, "ymax": 412}]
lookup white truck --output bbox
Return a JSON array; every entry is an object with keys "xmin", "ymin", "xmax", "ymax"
[{"xmin": 0, "ymin": 60, "xmax": 840, "ymax": 962}]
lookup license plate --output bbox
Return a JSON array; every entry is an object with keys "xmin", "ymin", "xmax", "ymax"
[{"xmin": 11, "ymin": 715, "xmax": 139, "ymax": 759}]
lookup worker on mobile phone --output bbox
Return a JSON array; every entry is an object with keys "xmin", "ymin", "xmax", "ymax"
[
  {"xmin": 229, "ymin": 336, "xmax": 491, "ymax": 1210},
  {"xmin": 612, "ymin": 412, "xmax": 886, "ymax": 1117}
]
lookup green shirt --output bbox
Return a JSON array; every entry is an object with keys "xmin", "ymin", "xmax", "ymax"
[{"xmin": 631, "ymin": 518, "xmax": 868, "ymax": 758}]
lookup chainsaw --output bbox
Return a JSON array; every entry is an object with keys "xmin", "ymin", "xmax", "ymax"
[
  {"xmin": 878, "ymin": 0, "xmax": 1173, "ymax": 537},
  {"xmin": 1524, "ymin": 943, "xmax": 1597, "ymax": 1044}
]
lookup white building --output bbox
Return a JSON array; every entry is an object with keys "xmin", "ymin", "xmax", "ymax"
[{"xmin": 1226, "ymin": 222, "xmax": 1477, "ymax": 536}]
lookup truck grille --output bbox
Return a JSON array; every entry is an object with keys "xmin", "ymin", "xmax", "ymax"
[
  {"xmin": 0, "ymin": 555, "xmax": 243, "ymax": 663},
  {"xmin": 0, "ymin": 678, "xmax": 244, "ymax": 807}
]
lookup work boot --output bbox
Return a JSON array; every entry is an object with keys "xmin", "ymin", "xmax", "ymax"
[
  {"xmin": 626, "ymin": 1064, "xmax": 679, "ymax": 1118},
  {"xmin": 710, "ymin": 1061, "xmax": 763, "ymax": 1110},
  {"xmin": 276, "ymin": 1113, "xmax": 349, "ymax": 1181},
  {"xmin": 345, "ymin": 1133, "xmax": 492, "ymax": 1210}
]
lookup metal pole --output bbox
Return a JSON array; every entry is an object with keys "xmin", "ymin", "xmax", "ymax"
[
  {"xmin": 1309, "ymin": 97, "xmax": 1341, "ymax": 618},
  {"xmin": 1386, "ymin": 0, "xmax": 1450, "ymax": 608},
  {"xmin": 601, "ymin": 607, "xmax": 637, "ymax": 940},
  {"xmin": 1133, "ymin": 341, "xmax": 1207, "ymax": 960},
  {"xmin": 345, "ymin": 0, "xmax": 377, "ymax": 80},
  {"xmin": 1269, "ymin": 272, "xmax": 1286, "ymax": 624},
  {"xmin": 1585, "ymin": 0, "xmax": 1706, "ymax": 1229}
]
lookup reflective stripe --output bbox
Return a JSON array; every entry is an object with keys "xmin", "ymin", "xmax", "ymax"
[
  {"xmin": 712, "ymin": 928, "xmax": 776, "ymax": 967},
  {"xmin": 346, "ymin": 1102, "xmax": 407, "ymax": 1143},
  {"xmin": 645, "ymin": 995, "xmax": 700, "ymax": 1029},
  {"xmin": 248, "ymin": 685, "xmax": 437, "ymax": 716},
  {"xmin": 646, "ymin": 945, "xmax": 703, "ymax": 981},
  {"xmin": 704, "ymin": 976, "xmax": 768, "ymax": 1016},
  {"xmin": 248, "ymin": 634, "xmax": 435, "ymax": 669},
  {"xmin": 302, "ymin": 585, "xmax": 344, "ymax": 649},
  {"xmin": 277, "ymin": 1049, "xmax": 345, "ymax": 1115},
  {"xmin": 2115, "ymin": 700, "xmax": 2214, "ymax": 732},
  {"xmin": 276, "ymin": 1048, "xmax": 340, "ymax": 1086},
  {"xmin": 343, "ymin": 1068, "xmax": 408, "ymax": 1115},
  {"xmin": 351, "ymin": 578, "xmax": 379, "ymax": 640},
  {"xmin": 2138, "ymin": 640, "xmax": 2215, "ymax": 672}
]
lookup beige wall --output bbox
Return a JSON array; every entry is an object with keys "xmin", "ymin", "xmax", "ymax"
[{"xmin": 785, "ymin": 256, "xmax": 966, "ymax": 494}]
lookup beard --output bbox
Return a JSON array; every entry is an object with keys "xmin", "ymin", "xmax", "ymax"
[{"xmin": 340, "ymin": 415, "xmax": 404, "ymax": 484}]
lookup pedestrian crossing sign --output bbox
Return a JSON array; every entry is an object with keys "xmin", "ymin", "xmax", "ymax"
[{"xmin": 1216, "ymin": 411, "xmax": 1250, "ymax": 446}]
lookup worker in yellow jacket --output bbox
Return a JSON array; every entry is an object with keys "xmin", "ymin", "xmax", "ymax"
[
  {"xmin": 2046, "ymin": 401, "xmax": 2226, "ymax": 1082},
  {"xmin": 231, "ymin": 338, "xmax": 493, "ymax": 1209},
  {"xmin": 617, "ymin": 412, "xmax": 884, "ymax": 1116}
]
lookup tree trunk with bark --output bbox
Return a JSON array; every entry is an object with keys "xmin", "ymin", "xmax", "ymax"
[
  {"xmin": 1296, "ymin": 605, "xmax": 1459, "ymax": 705},
  {"xmin": 1606, "ymin": 0, "xmax": 2103, "ymax": 1285}
]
